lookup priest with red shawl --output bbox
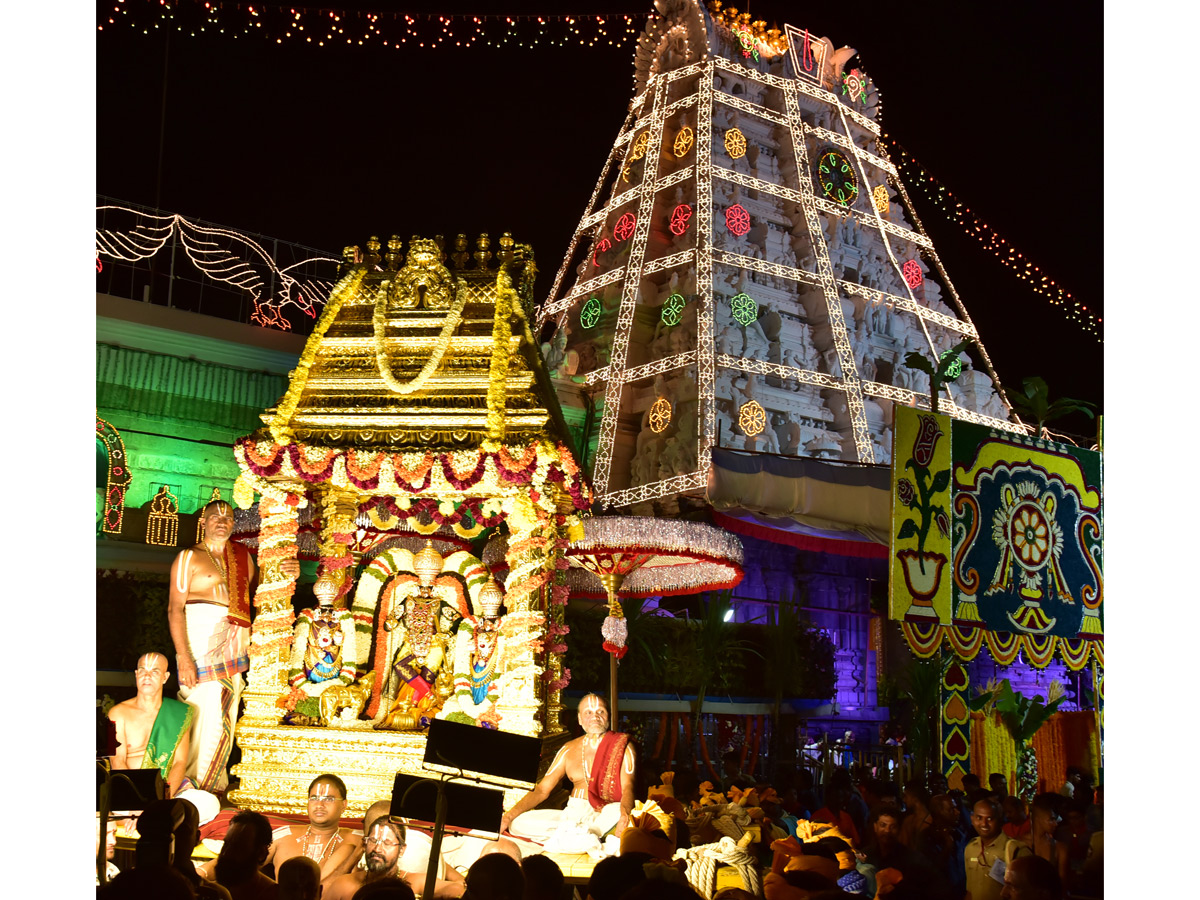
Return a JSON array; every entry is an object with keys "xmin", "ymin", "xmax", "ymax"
[{"xmin": 500, "ymin": 693, "xmax": 635, "ymax": 850}]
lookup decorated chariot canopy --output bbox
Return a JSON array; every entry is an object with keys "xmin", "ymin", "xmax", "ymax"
[{"xmin": 226, "ymin": 233, "xmax": 592, "ymax": 815}]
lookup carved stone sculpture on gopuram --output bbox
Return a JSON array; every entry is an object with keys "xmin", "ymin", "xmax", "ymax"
[{"xmin": 224, "ymin": 233, "xmax": 591, "ymax": 817}]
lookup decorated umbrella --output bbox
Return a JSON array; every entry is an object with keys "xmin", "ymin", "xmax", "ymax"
[{"xmin": 564, "ymin": 517, "xmax": 744, "ymax": 719}]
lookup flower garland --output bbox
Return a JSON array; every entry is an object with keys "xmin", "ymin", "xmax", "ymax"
[
  {"xmin": 248, "ymin": 494, "xmax": 302, "ymax": 658},
  {"xmin": 486, "ymin": 266, "xmax": 516, "ymax": 440},
  {"xmin": 269, "ymin": 267, "xmax": 368, "ymax": 444},
  {"xmin": 374, "ymin": 278, "xmax": 470, "ymax": 395},
  {"xmin": 234, "ymin": 439, "xmax": 592, "ymax": 511}
]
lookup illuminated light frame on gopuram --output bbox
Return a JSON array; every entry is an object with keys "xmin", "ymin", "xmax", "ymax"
[{"xmin": 226, "ymin": 233, "xmax": 591, "ymax": 817}]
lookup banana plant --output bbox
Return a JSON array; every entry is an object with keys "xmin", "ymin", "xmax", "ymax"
[
  {"xmin": 970, "ymin": 679, "xmax": 1066, "ymax": 801},
  {"xmin": 1005, "ymin": 376, "xmax": 1097, "ymax": 438},
  {"xmin": 903, "ymin": 337, "xmax": 974, "ymax": 415}
]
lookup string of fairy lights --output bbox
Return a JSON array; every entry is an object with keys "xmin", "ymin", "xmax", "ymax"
[
  {"xmin": 885, "ymin": 137, "xmax": 1101, "ymax": 342},
  {"xmin": 99, "ymin": 4, "xmax": 1099, "ymax": 344},
  {"xmin": 98, "ymin": 1, "xmax": 643, "ymax": 49}
]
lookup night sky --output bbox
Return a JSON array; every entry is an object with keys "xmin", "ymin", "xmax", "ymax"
[{"xmin": 96, "ymin": 0, "xmax": 1103, "ymax": 428}]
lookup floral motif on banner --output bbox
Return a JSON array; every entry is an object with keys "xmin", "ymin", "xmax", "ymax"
[{"xmin": 890, "ymin": 409, "xmax": 953, "ymax": 622}]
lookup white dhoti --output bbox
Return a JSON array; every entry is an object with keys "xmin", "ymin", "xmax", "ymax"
[
  {"xmin": 509, "ymin": 796, "xmax": 622, "ymax": 854},
  {"xmin": 177, "ymin": 603, "xmax": 248, "ymax": 792}
]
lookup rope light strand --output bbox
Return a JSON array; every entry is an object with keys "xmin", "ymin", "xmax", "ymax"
[
  {"xmin": 885, "ymin": 137, "xmax": 1101, "ymax": 342},
  {"xmin": 98, "ymin": 2, "xmax": 642, "ymax": 50}
]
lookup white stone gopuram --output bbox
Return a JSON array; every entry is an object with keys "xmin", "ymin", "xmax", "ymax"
[{"xmin": 538, "ymin": 0, "xmax": 1021, "ymax": 512}]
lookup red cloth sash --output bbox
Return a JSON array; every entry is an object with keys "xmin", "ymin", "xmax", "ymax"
[
  {"xmin": 223, "ymin": 542, "xmax": 253, "ymax": 628},
  {"xmin": 587, "ymin": 731, "xmax": 629, "ymax": 811}
]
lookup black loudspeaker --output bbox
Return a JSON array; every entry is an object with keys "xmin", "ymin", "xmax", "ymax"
[
  {"xmin": 389, "ymin": 773, "xmax": 504, "ymax": 835},
  {"xmin": 98, "ymin": 767, "xmax": 164, "ymax": 813},
  {"xmin": 421, "ymin": 717, "xmax": 541, "ymax": 789}
]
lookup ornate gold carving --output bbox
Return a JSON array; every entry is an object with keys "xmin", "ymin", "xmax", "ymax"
[{"xmin": 387, "ymin": 238, "xmax": 455, "ymax": 311}]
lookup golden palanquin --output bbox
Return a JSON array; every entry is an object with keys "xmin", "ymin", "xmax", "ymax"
[{"xmin": 227, "ymin": 234, "xmax": 588, "ymax": 816}]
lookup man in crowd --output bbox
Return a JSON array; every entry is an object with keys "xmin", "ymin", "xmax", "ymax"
[
  {"xmin": 262, "ymin": 774, "xmax": 362, "ymax": 885},
  {"xmin": 860, "ymin": 805, "xmax": 952, "ymax": 900},
  {"xmin": 965, "ymin": 796, "xmax": 1028, "ymax": 900},
  {"xmin": 500, "ymin": 693, "xmax": 635, "ymax": 845},
  {"xmin": 277, "ymin": 857, "xmax": 322, "ymax": 900},
  {"xmin": 169, "ymin": 499, "xmax": 299, "ymax": 793},
  {"xmin": 108, "ymin": 651, "xmax": 218, "ymax": 821},
  {"xmin": 214, "ymin": 809, "xmax": 279, "ymax": 899},
  {"xmin": 97, "ymin": 814, "xmax": 120, "ymax": 885},
  {"xmin": 999, "ymin": 854, "xmax": 1063, "ymax": 900}
]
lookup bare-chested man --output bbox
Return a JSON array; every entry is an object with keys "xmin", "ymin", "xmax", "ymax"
[
  {"xmin": 109, "ymin": 651, "xmax": 199, "ymax": 799},
  {"xmin": 169, "ymin": 499, "xmax": 298, "ymax": 792},
  {"xmin": 325, "ymin": 816, "xmax": 465, "ymax": 900},
  {"xmin": 263, "ymin": 775, "xmax": 362, "ymax": 886},
  {"xmin": 499, "ymin": 693, "xmax": 635, "ymax": 846}
]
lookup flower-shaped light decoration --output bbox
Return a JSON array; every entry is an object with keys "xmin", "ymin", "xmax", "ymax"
[
  {"xmin": 669, "ymin": 203, "xmax": 693, "ymax": 236},
  {"xmin": 730, "ymin": 292, "xmax": 758, "ymax": 326},
  {"xmin": 661, "ymin": 292, "xmax": 687, "ymax": 326},
  {"xmin": 734, "ymin": 25, "xmax": 759, "ymax": 61},
  {"xmin": 873, "ymin": 184, "xmax": 890, "ymax": 215},
  {"xmin": 593, "ymin": 237, "xmax": 612, "ymax": 267},
  {"xmin": 649, "ymin": 397, "xmax": 672, "ymax": 433},
  {"xmin": 726, "ymin": 203, "xmax": 751, "ymax": 237},
  {"xmin": 614, "ymin": 212, "xmax": 638, "ymax": 242},
  {"xmin": 724, "ymin": 127, "xmax": 747, "ymax": 159},
  {"xmin": 629, "ymin": 131, "xmax": 650, "ymax": 162},
  {"xmin": 902, "ymin": 259, "xmax": 924, "ymax": 289},
  {"xmin": 738, "ymin": 400, "xmax": 767, "ymax": 436},
  {"xmin": 841, "ymin": 68, "xmax": 868, "ymax": 103},
  {"xmin": 673, "ymin": 126, "xmax": 694, "ymax": 158},
  {"xmin": 938, "ymin": 350, "xmax": 963, "ymax": 380},
  {"xmin": 580, "ymin": 295, "xmax": 603, "ymax": 329}
]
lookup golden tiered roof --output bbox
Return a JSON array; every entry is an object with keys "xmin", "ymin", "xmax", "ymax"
[{"xmin": 259, "ymin": 233, "xmax": 571, "ymax": 451}]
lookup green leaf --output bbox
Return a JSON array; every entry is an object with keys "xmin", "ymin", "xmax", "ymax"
[
  {"xmin": 897, "ymin": 519, "xmax": 919, "ymax": 540},
  {"xmin": 903, "ymin": 351, "xmax": 936, "ymax": 375},
  {"xmin": 930, "ymin": 469, "xmax": 951, "ymax": 493}
]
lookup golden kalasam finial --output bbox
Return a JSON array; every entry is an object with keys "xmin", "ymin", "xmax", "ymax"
[
  {"xmin": 365, "ymin": 236, "xmax": 382, "ymax": 269},
  {"xmin": 385, "ymin": 235, "xmax": 404, "ymax": 271},
  {"xmin": 498, "ymin": 232, "xmax": 516, "ymax": 264},
  {"xmin": 474, "ymin": 233, "xmax": 492, "ymax": 270},
  {"xmin": 451, "ymin": 234, "xmax": 470, "ymax": 269},
  {"xmin": 413, "ymin": 539, "xmax": 444, "ymax": 588},
  {"xmin": 478, "ymin": 575, "xmax": 504, "ymax": 618},
  {"xmin": 313, "ymin": 574, "xmax": 340, "ymax": 606}
]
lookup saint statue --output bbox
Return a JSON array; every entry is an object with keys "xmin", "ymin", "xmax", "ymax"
[{"xmin": 439, "ymin": 575, "xmax": 508, "ymax": 728}]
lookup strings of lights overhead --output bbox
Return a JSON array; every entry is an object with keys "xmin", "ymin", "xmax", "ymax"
[
  {"xmin": 885, "ymin": 137, "xmax": 1101, "ymax": 342},
  {"xmin": 98, "ymin": 1, "xmax": 642, "ymax": 50}
]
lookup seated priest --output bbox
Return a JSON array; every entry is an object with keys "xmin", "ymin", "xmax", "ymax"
[
  {"xmin": 499, "ymin": 693, "xmax": 635, "ymax": 851},
  {"xmin": 108, "ymin": 651, "xmax": 219, "ymax": 823}
]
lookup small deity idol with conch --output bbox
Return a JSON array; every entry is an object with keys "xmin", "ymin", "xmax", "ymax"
[{"xmin": 439, "ymin": 575, "xmax": 509, "ymax": 728}]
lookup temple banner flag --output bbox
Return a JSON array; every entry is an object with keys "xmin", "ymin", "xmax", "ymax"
[{"xmin": 891, "ymin": 408, "xmax": 1103, "ymax": 641}]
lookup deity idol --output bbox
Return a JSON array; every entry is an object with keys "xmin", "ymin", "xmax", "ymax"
[
  {"xmin": 376, "ymin": 542, "xmax": 464, "ymax": 730},
  {"xmin": 439, "ymin": 575, "xmax": 507, "ymax": 728}
]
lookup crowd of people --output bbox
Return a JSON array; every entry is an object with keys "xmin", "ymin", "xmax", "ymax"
[{"xmin": 97, "ymin": 757, "xmax": 1102, "ymax": 899}]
